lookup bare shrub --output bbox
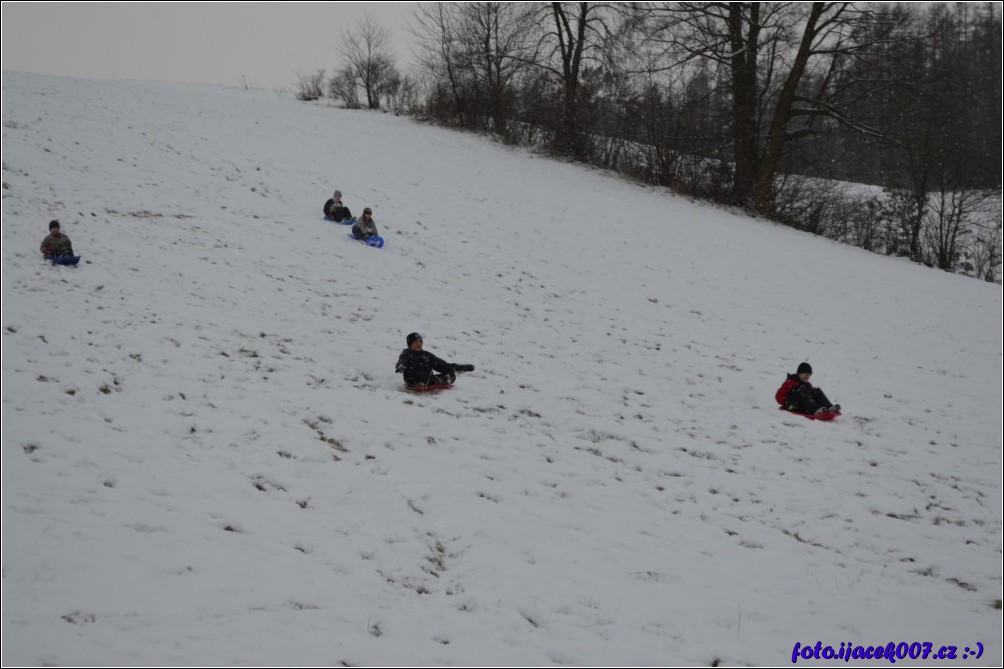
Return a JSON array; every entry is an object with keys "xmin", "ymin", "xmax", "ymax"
[{"xmin": 295, "ymin": 69, "xmax": 326, "ymax": 101}]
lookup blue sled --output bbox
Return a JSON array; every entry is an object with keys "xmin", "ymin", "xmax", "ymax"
[
  {"xmin": 347, "ymin": 233, "xmax": 384, "ymax": 248},
  {"xmin": 326, "ymin": 216, "xmax": 356, "ymax": 225},
  {"xmin": 47, "ymin": 255, "xmax": 81, "ymax": 266}
]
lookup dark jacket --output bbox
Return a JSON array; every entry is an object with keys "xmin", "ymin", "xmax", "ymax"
[
  {"xmin": 396, "ymin": 349, "xmax": 454, "ymax": 386},
  {"xmin": 775, "ymin": 374, "xmax": 806, "ymax": 406},
  {"xmin": 40, "ymin": 232, "xmax": 74, "ymax": 257},
  {"xmin": 323, "ymin": 199, "xmax": 352, "ymax": 222},
  {"xmin": 777, "ymin": 373, "xmax": 835, "ymax": 414}
]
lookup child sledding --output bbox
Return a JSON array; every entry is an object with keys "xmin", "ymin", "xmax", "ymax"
[
  {"xmin": 40, "ymin": 220, "xmax": 81, "ymax": 265},
  {"xmin": 350, "ymin": 207, "xmax": 384, "ymax": 248},
  {"xmin": 776, "ymin": 362, "xmax": 842, "ymax": 420},
  {"xmin": 395, "ymin": 333, "xmax": 474, "ymax": 391},
  {"xmin": 323, "ymin": 190, "xmax": 354, "ymax": 223}
]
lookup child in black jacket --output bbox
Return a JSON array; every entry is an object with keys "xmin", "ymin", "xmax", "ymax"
[{"xmin": 395, "ymin": 333, "xmax": 474, "ymax": 388}]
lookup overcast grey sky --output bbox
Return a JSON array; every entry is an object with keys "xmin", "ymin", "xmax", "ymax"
[{"xmin": 2, "ymin": 2, "xmax": 419, "ymax": 89}]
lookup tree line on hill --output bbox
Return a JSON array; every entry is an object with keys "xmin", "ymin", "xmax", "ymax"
[{"xmin": 297, "ymin": 3, "xmax": 1002, "ymax": 283}]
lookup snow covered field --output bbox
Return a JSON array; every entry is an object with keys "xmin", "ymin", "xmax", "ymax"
[{"xmin": 2, "ymin": 71, "xmax": 1001, "ymax": 666}]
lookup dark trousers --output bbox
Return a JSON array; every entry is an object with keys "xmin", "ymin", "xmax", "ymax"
[
  {"xmin": 786, "ymin": 385, "xmax": 833, "ymax": 413},
  {"xmin": 406, "ymin": 372, "xmax": 454, "ymax": 389}
]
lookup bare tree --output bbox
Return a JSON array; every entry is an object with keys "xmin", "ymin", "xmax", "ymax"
[
  {"xmin": 412, "ymin": 3, "xmax": 467, "ymax": 121},
  {"xmin": 338, "ymin": 15, "xmax": 400, "ymax": 109},
  {"xmin": 640, "ymin": 3, "xmax": 878, "ymax": 212},
  {"xmin": 455, "ymin": 2, "xmax": 538, "ymax": 133},
  {"xmin": 534, "ymin": 2, "xmax": 615, "ymax": 158},
  {"xmin": 920, "ymin": 185, "xmax": 1002, "ymax": 277},
  {"xmin": 923, "ymin": 187, "xmax": 975, "ymax": 272},
  {"xmin": 968, "ymin": 209, "xmax": 1002, "ymax": 283},
  {"xmin": 412, "ymin": 3, "xmax": 538, "ymax": 132}
]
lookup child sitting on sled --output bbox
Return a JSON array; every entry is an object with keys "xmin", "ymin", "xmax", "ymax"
[
  {"xmin": 395, "ymin": 332, "xmax": 474, "ymax": 389},
  {"xmin": 323, "ymin": 190, "xmax": 353, "ymax": 222},
  {"xmin": 351, "ymin": 207, "xmax": 379, "ymax": 241},
  {"xmin": 40, "ymin": 219, "xmax": 74, "ymax": 258},
  {"xmin": 775, "ymin": 362, "xmax": 841, "ymax": 415}
]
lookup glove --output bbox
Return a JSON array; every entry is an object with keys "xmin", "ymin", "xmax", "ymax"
[{"xmin": 453, "ymin": 364, "xmax": 475, "ymax": 373}]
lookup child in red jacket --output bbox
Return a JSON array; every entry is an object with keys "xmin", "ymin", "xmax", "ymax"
[{"xmin": 776, "ymin": 362, "xmax": 840, "ymax": 415}]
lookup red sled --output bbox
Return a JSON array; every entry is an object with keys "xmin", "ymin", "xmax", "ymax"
[
  {"xmin": 404, "ymin": 383, "xmax": 453, "ymax": 393},
  {"xmin": 780, "ymin": 407, "xmax": 841, "ymax": 421}
]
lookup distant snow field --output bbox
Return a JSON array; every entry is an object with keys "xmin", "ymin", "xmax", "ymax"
[{"xmin": 2, "ymin": 71, "xmax": 1001, "ymax": 666}]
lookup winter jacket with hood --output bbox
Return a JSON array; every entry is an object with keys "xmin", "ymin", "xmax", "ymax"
[{"xmin": 775, "ymin": 374, "xmax": 808, "ymax": 406}]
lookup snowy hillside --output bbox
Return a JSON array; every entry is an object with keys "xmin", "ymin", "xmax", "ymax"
[{"xmin": 2, "ymin": 71, "xmax": 1001, "ymax": 666}]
